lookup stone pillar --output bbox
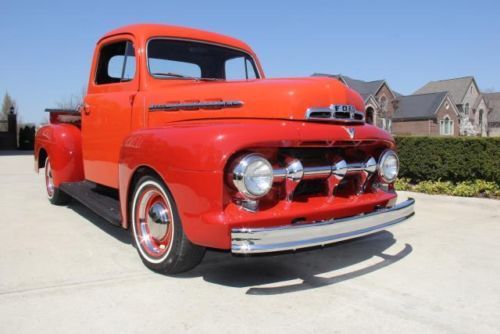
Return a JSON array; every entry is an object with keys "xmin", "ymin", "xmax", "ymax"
[{"xmin": 8, "ymin": 105, "xmax": 17, "ymax": 149}]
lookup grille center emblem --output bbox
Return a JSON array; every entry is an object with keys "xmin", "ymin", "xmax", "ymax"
[{"xmin": 346, "ymin": 127, "xmax": 355, "ymax": 139}]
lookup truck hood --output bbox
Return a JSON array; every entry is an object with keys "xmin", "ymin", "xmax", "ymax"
[{"xmin": 146, "ymin": 77, "xmax": 365, "ymax": 125}]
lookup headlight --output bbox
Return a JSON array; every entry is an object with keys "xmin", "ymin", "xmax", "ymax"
[
  {"xmin": 232, "ymin": 154, "xmax": 274, "ymax": 199},
  {"xmin": 378, "ymin": 150, "xmax": 399, "ymax": 183}
]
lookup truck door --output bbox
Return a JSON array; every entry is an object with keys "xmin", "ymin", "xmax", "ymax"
[{"xmin": 82, "ymin": 36, "xmax": 138, "ymax": 188}]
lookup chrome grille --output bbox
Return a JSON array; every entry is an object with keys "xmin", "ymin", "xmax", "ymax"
[
  {"xmin": 273, "ymin": 156, "xmax": 377, "ymax": 201},
  {"xmin": 306, "ymin": 104, "xmax": 365, "ymax": 123}
]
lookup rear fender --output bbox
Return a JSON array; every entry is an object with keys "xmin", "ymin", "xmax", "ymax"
[{"xmin": 34, "ymin": 124, "xmax": 84, "ymax": 187}]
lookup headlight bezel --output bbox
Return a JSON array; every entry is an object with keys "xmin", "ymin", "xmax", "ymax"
[
  {"xmin": 377, "ymin": 149, "xmax": 399, "ymax": 183},
  {"xmin": 232, "ymin": 153, "xmax": 274, "ymax": 199}
]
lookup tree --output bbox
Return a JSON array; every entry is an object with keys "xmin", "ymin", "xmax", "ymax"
[
  {"xmin": 55, "ymin": 86, "xmax": 87, "ymax": 110},
  {"xmin": 40, "ymin": 115, "xmax": 50, "ymax": 125},
  {"xmin": 460, "ymin": 116, "xmax": 477, "ymax": 136},
  {"xmin": 1, "ymin": 92, "xmax": 16, "ymax": 120},
  {"xmin": 377, "ymin": 95, "xmax": 392, "ymax": 132}
]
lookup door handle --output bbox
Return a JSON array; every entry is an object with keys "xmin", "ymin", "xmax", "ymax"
[{"xmin": 83, "ymin": 104, "xmax": 91, "ymax": 116}]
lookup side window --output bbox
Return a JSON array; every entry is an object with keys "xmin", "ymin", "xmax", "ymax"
[
  {"xmin": 96, "ymin": 41, "xmax": 136, "ymax": 84},
  {"xmin": 225, "ymin": 57, "xmax": 257, "ymax": 80}
]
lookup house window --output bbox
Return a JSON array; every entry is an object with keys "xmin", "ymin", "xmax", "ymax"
[
  {"xmin": 479, "ymin": 109, "xmax": 484, "ymax": 133},
  {"xmin": 365, "ymin": 106, "xmax": 374, "ymax": 124},
  {"xmin": 380, "ymin": 96, "xmax": 387, "ymax": 110},
  {"xmin": 445, "ymin": 101, "xmax": 449, "ymax": 110},
  {"xmin": 440, "ymin": 116, "xmax": 454, "ymax": 135},
  {"xmin": 464, "ymin": 103, "xmax": 469, "ymax": 116}
]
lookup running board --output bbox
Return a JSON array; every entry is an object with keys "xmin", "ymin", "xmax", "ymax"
[{"xmin": 60, "ymin": 181, "xmax": 122, "ymax": 226}]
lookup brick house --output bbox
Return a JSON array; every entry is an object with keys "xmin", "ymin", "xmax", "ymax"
[
  {"xmin": 392, "ymin": 92, "xmax": 460, "ymax": 136},
  {"xmin": 414, "ymin": 77, "xmax": 489, "ymax": 136},
  {"xmin": 312, "ymin": 74, "xmax": 398, "ymax": 131},
  {"xmin": 484, "ymin": 93, "xmax": 500, "ymax": 137}
]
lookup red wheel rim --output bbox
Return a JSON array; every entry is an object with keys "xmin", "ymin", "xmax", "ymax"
[{"xmin": 133, "ymin": 183, "xmax": 174, "ymax": 260}]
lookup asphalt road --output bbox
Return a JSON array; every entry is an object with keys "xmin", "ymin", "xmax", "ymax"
[{"xmin": 0, "ymin": 153, "xmax": 499, "ymax": 333}]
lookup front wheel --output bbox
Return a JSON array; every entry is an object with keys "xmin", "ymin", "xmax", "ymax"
[
  {"xmin": 130, "ymin": 175, "xmax": 205, "ymax": 274},
  {"xmin": 45, "ymin": 157, "xmax": 71, "ymax": 205}
]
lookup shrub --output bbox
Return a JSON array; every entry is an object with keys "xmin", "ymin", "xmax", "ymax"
[
  {"xmin": 394, "ymin": 178, "xmax": 412, "ymax": 191},
  {"xmin": 395, "ymin": 179, "xmax": 500, "ymax": 199},
  {"xmin": 413, "ymin": 180, "xmax": 454, "ymax": 194},
  {"xmin": 395, "ymin": 136, "xmax": 500, "ymax": 184}
]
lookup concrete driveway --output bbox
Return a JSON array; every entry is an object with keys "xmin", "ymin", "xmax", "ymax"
[{"xmin": 0, "ymin": 153, "xmax": 499, "ymax": 333}]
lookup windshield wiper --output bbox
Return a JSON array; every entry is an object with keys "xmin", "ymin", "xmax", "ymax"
[{"xmin": 152, "ymin": 72, "xmax": 220, "ymax": 81}]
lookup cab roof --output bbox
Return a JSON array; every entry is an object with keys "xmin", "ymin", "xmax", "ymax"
[{"xmin": 100, "ymin": 24, "xmax": 255, "ymax": 54}]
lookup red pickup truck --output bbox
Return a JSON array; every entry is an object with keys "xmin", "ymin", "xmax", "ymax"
[{"xmin": 35, "ymin": 24, "xmax": 414, "ymax": 274}]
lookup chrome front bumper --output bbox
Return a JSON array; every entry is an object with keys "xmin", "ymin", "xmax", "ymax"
[{"xmin": 231, "ymin": 198, "xmax": 415, "ymax": 254}]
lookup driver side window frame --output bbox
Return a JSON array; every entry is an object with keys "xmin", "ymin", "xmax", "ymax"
[{"xmin": 94, "ymin": 39, "xmax": 137, "ymax": 86}]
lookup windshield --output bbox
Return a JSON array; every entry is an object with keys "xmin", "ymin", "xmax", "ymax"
[{"xmin": 147, "ymin": 39, "xmax": 259, "ymax": 81}]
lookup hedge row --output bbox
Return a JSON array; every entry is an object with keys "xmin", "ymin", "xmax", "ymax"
[
  {"xmin": 396, "ymin": 178, "xmax": 500, "ymax": 198},
  {"xmin": 19, "ymin": 125, "xmax": 35, "ymax": 150},
  {"xmin": 395, "ymin": 136, "xmax": 500, "ymax": 184}
]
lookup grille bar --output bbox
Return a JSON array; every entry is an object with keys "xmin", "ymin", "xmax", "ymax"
[{"xmin": 273, "ymin": 157, "xmax": 377, "ymax": 201}]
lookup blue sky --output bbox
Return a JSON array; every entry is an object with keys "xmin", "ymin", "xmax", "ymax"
[{"xmin": 1, "ymin": 0, "xmax": 499, "ymax": 124}]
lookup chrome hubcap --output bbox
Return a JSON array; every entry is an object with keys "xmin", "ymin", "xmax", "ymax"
[
  {"xmin": 135, "ymin": 185, "xmax": 173, "ymax": 258},
  {"xmin": 147, "ymin": 202, "xmax": 170, "ymax": 239},
  {"xmin": 45, "ymin": 159, "xmax": 54, "ymax": 197}
]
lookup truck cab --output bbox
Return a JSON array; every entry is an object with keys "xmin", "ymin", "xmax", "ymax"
[{"xmin": 35, "ymin": 24, "xmax": 414, "ymax": 274}]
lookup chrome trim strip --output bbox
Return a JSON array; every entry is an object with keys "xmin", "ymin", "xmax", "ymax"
[
  {"xmin": 149, "ymin": 100, "xmax": 244, "ymax": 112},
  {"xmin": 231, "ymin": 198, "xmax": 415, "ymax": 254}
]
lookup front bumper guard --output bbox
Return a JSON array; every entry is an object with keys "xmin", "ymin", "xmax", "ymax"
[{"xmin": 231, "ymin": 198, "xmax": 415, "ymax": 254}]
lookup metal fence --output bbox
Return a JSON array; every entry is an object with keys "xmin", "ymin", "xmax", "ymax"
[{"xmin": 0, "ymin": 120, "xmax": 8, "ymax": 132}]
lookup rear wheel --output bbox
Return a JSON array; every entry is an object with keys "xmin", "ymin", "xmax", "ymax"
[
  {"xmin": 44, "ymin": 157, "xmax": 71, "ymax": 205},
  {"xmin": 130, "ymin": 175, "xmax": 205, "ymax": 274}
]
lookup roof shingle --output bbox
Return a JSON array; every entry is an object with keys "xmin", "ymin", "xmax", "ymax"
[
  {"xmin": 414, "ymin": 76, "xmax": 474, "ymax": 104},
  {"xmin": 393, "ymin": 92, "xmax": 448, "ymax": 120},
  {"xmin": 312, "ymin": 73, "xmax": 385, "ymax": 100}
]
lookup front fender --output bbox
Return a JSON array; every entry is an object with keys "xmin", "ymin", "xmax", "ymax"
[
  {"xmin": 118, "ymin": 119, "xmax": 395, "ymax": 248},
  {"xmin": 35, "ymin": 124, "xmax": 84, "ymax": 186}
]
